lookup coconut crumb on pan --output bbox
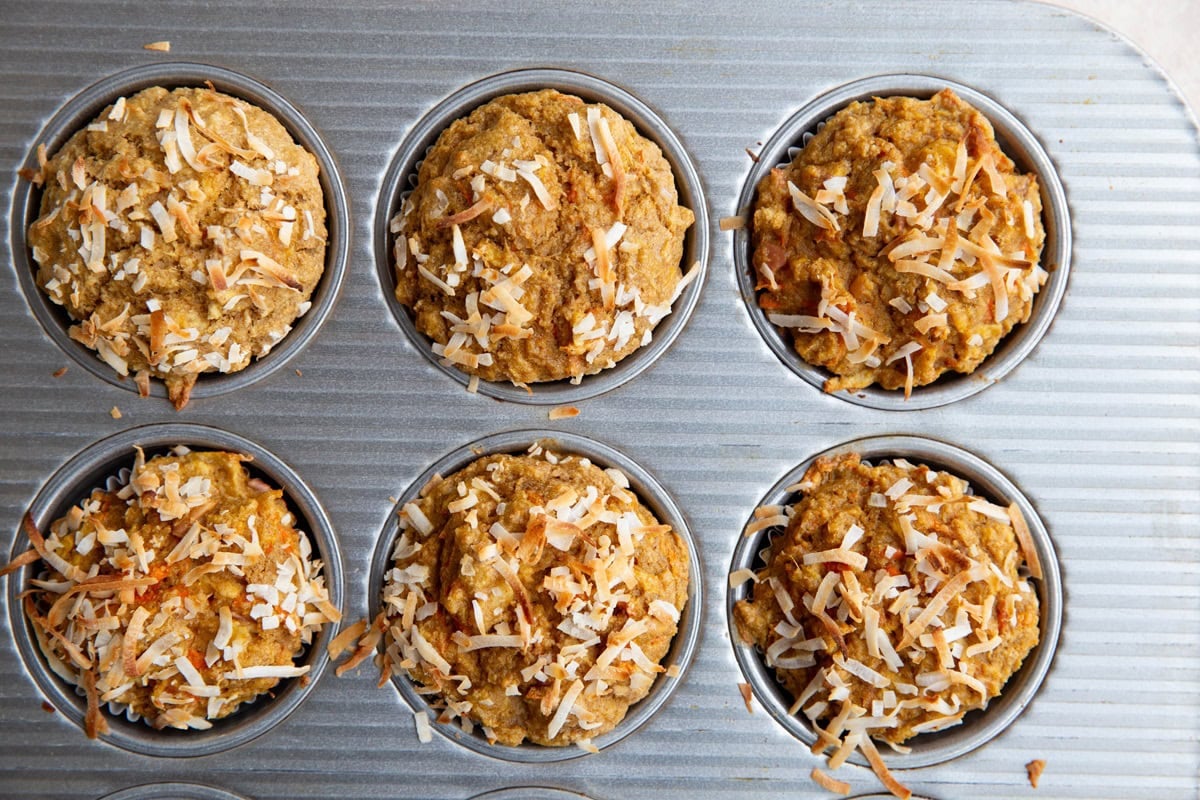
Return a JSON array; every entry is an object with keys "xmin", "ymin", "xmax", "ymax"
[
  {"xmin": 1027, "ymin": 758, "xmax": 1046, "ymax": 788},
  {"xmin": 738, "ymin": 681, "xmax": 754, "ymax": 714},
  {"xmin": 143, "ymin": 41, "xmax": 171, "ymax": 52},
  {"xmin": 548, "ymin": 405, "xmax": 580, "ymax": 420},
  {"xmin": 719, "ymin": 214, "xmax": 747, "ymax": 231},
  {"xmin": 810, "ymin": 767, "xmax": 851, "ymax": 796}
]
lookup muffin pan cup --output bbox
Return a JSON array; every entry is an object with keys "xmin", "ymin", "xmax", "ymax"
[
  {"xmin": 733, "ymin": 74, "xmax": 1072, "ymax": 410},
  {"xmin": 375, "ymin": 67, "xmax": 710, "ymax": 405},
  {"xmin": 727, "ymin": 435, "xmax": 1062, "ymax": 770},
  {"xmin": 468, "ymin": 790, "xmax": 593, "ymax": 800},
  {"xmin": 10, "ymin": 61, "xmax": 350, "ymax": 404},
  {"xmin": 367, "ymin": 428, "xmax": 704, "ymax": 763},
  {"xmin": 98, "ymin": 784, "xmax": 251, "ymax": 800},
  {"xmin": 5, "ymin": 423, "xmax": 345, "ymax": 758}
]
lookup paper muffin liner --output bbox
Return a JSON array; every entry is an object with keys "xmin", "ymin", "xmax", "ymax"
[
  {"xmin": 732, "ymin": 73, "xmax": 1071, "ymax": 410},
  {"xmin": 726, "ymin": 435, "xmax": 1062, "ymax": 770},
  {"xmin": 6, "ymin": 423, "xmax": 344, "ymax": 758},
  {"xmin": 368, "ymin": 429, "xmax": 703, "ymax": 763},
  {"xmin": 375, "ymin": 67, "xmax": 709, "ymax": 405},
  {"xmin": 11, "ymin": 62, "xmax": 349, "ymax": 405}
]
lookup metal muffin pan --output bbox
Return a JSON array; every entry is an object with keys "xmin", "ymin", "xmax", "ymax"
[
  {"xmin": 10, "ymin": 61, "xmax": 351, "ymax": 404},
  {"xmin": 5, "ymin": 423, "xmax": 344, "ymax": 758},
  {"xmin": 727, "ymin": 434, "xmax": 1062, "ymax": 770},
  {"xmin": 367, "ymin": 429, "xmax": 703, "ymax": 763},
  {"xmin": 733, "ymin": 73, "xmax": 1072, "ymax": 411},
  {"xmin": 0, "ymin": 2, "xmax": 1196, "ymax": 799},
  {"xmin": 375, "ymin": 67, "xmax": 710, "ymax": 405}
]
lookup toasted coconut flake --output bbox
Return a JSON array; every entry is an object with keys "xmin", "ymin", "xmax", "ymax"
[
  {"xmin": 173, "ymin": 105, "xmax": 206, "ymax": 172},
  {"xmin": 223, "ymin": 664, "xmax": 310, "ymax": 680},
  {"xmin": 898, "ymin": 569, "xmax": 974, "ymax": 650},
  {"xmin": 328, "ymin": 619, "xmax": 367, "ymax": 659},
  {"xmin": 23, "ymin": 513, "xmax": 86, "ymax": 584},
  {"xmin": 803, "ymin": 548, "xmax": 868, "ymax": 571},
  {"xmin": 596, "ymin": 117, "xmax": 627, "ymax": 214},
  {"xmin": 0, "ymin": 547, "xmax": 39, "ymax": 578},
  {"xmin": 1007, "ymin": 502, "xmax": 1043, "ymax": 580},
  {"xmin": 516, "ymin": 167, "xmax": 556, "ymax": 210},
  {"xmin": 417, "ymin": 265, "xmax": 455, "ymax": 297},
  {"xmin": 148, "ymin": 200, "xmax": 177, "ymax": 243},
  {"xmin": 913, "ymin": 312, "xmax": 947, "ymax": 335},
  {"xmin": 546, "ymin": 677, "xmax": 584, "ymax": 739},
  {"xmin": 1026, "ymin": 758, "xmax": 1046, "ymax": 789},
  {"xmin": 810, "ymin": 767, "xmax": 851, "ymax": 796},
  {"xmin": 143, "ymin": 40, "xmax": 171, "ymax": 52},
  {"xmin": 334, "ymin": 612, "xmax": 385, "ymax": 677},
  {"xmin": 414, "ymin": 709, "xmax": 433, "ymax": 743},
  {"xmin": 894, "ymin": 259, "xmax": 955, "ymax": 285},
  {"xmin": 240, "ymin": 248, "xmax": 302, "ymax": 290},
  {"xmin": 720, "ymin": 214, "xmax": 747, "ymax": 231},
  {"xmin": 859, "ymin": 735, "xmax": 911, "ymax": 800},
  {"xmin": 738, "ymin": 681, "xmax": 754, "ymax": 713},
  {"xmin": 206, "ymin": 260, "xmax": 229, "ymax": 292},
  {"xmin": 788, "ymin": 181, "xmax": 840, "ymax": 231},
  {"xmin": 439, "ymin": 197, "xmax": 492, "ymax": 226},
  {"xmin": 82, "ymin": 668, "xmax": 109, "ymax": 738},
  {"xmin": 1022, "ymin": 200, "xmax": 1037, "ymax": 239},
  {"xmin": 728, "ymin": 568, "xmax": 758, "ymax": 588},
  {"xmin": 549, "ymin": 405, "xmax": 580, "ymax": 420}
]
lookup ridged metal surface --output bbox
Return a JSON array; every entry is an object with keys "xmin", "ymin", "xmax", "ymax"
[{"xmin": 0, "ymin": 2, "xmax": 1197, "ymax": 799}]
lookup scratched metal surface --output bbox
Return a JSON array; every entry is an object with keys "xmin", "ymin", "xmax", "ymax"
[{"xmin": 0, "ymin": 1, "xmax": 1197, "ymax": 799}]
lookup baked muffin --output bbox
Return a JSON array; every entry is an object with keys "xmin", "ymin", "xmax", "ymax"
[
  {"xmin": 734, "ymin": 453, "xmax": 1040, "ymax": 761},
  {"xmin": 27, "ymin": 86, "xmax": 327, "ymax": 409},
  {"xmin": 376, "ymin": 444, "xmax": 689, "ymax": 747},
  {"xmin": 11, "ymin": 448, "xmax": 339, "ymax": 737},
  {"xmin": 392, "ymin": 89, "xmax": 695, "ymax": 387},
  {"xmin": 751, "ymin": 89, "xmax": 1046, "ymax": 397}
]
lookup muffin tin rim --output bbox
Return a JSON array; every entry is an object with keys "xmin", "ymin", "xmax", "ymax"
[
  {"xmin": 4, "ymin": 421, "xmax": 345, "ymax": 758},
  {"xmin": 725, "ymin": 433, "xmax": 1063, "ymax": 770},
  {"xmin": 366, "ymin": 427, "xmax": 704, "ymax": 763},
  {"xmin": 732, "ymin": 71, "xmax": 1073, "ymax": 411},
  {"xmin": 97, "ymin": 783, "xmax": 251, "ymax": 800},
  {"xmin": 8, "ymin": 60, "xmax": 351, "ymax": 404},
  {"xmin": 373, "ymin": 65, "xmax": 711, "ymax": 406}
]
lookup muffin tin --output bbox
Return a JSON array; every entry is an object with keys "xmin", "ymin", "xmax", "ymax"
[{"xmin": 1, "ymin": 2, "xmax": 1197, "ymax": 799}]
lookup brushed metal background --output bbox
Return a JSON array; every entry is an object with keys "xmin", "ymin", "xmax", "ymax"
[{"xmin": 0, "ymin": 2, "xmax": 1197, "ymax": 799}]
